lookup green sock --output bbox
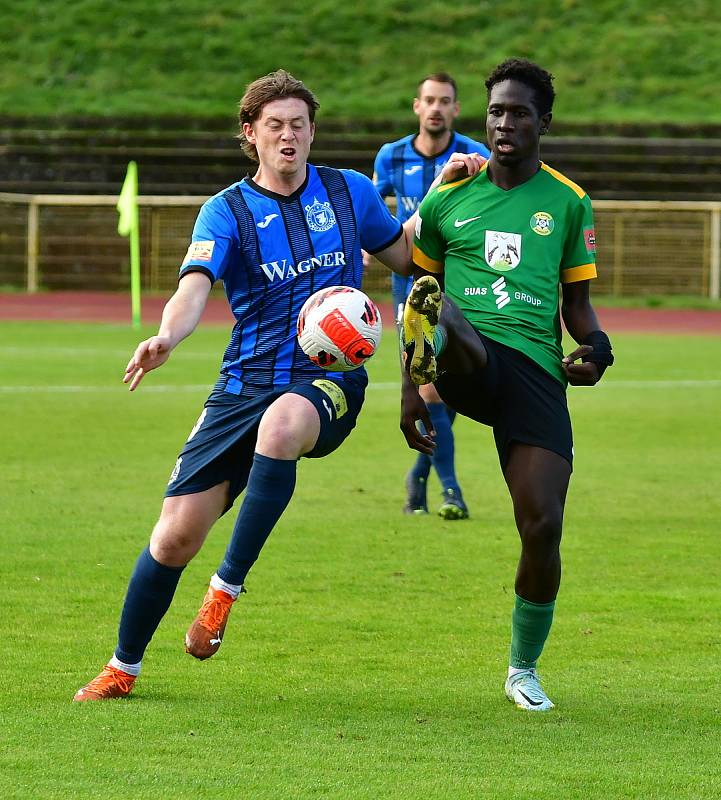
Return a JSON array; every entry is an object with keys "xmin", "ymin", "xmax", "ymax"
[
  {"xmin": 432, "ymin": 326, "xmax": 447, "ymax": 357},
  {"xmin": 398, "ymin": 324, "xmax": 446, "ymax": 356},
  {"xmin": 510, "ymin": 594, "xmax": 556, "ymax": 670}
]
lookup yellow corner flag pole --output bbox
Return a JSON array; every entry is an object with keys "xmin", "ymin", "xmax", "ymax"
[{"xmin": 117, "ymin": 161, "xmax": 141, "ymax": 329}]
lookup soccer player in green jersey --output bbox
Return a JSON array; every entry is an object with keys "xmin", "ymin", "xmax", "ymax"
[{"xmin": 400, "ymin": 58, "xmax": 614, "ymax": 711}]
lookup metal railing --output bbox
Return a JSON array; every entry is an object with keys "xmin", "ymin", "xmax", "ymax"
[{"xmin": 1, "ymin": 192, "xmax": 719, "ymax": 299}]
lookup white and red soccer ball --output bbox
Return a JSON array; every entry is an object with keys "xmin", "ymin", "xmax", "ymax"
[{"xmin": 297, "ymin": 286, "xmax": 382, "ymax": 371}]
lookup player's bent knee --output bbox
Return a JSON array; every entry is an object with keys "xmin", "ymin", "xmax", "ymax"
[
  {"xmin": 439, "ymin": 302, "xmax": 487, "ymax": 372},
  {"xmin": 149, "ymin": 492, "xmax": 223, "ymax": 566},
  {"xmin": 149, "ymin": 524, "xmax": 202, "ymax": 566},
  {"xmin": 519, "ymin": 512, "xmax": 563, "ymax": 554},
  {"xmin": 256, "ymin": 394, "xmax": 321, "ymax": 458}
]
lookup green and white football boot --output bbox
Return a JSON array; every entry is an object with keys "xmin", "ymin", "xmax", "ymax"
[{"xmin": 504, "ymin": 669, "xmax": 555, "ymax": 711}]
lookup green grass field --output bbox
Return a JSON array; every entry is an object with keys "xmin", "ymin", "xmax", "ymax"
[{"xmin": 2, "ymin": 321, "xmax": 721, "ymax": 799}]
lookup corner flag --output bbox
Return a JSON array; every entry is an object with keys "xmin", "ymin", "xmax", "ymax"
[{"xmin": 117, "ymin": 161, "xmax": 141, "ymax": 328}]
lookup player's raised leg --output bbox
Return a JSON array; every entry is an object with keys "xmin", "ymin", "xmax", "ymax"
[
  {"xmin": 502, "ymin": 444, "xmax": 570, "ymax": 711},
  {"xmin": 74, "ymin": 485, "xmax": 228, "ymax": 701},
  {"xmin": 185, "ymin": 393, "xmax": 321, "ymax": 660},
  {"xmin": 400, "ymin": 283, "xmax": 489, "ymax": 453},
  {"xmin": 403, "ymin": 275, "xmax": 489, "ymax": 386},
  {"xmin": 402, "ymin": 276, "xmax": 444, "ymax": 385}
]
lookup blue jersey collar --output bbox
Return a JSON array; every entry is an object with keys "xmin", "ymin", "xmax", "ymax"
[{"xmin": 244, "ymin": 167, "xmax": 312, "ymax": 203}]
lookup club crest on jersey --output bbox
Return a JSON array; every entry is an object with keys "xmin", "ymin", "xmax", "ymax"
[
  {"xmin": 530, "ymin": 211, "xmax": 555, "ymax": 236},
  {"xmin": 485, "ymin": 231, "xmax": 521, "ymax": 271},
  {"xmin": 305, "ymin": 198, "xmax": 336, "ymax": 232}
]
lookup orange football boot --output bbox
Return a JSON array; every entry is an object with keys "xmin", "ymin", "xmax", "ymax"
[
  {"xmin": 73, "ymin": 664, "xmax": 136, "ymax": 702},
  {"xmin": 185, "ymin": 585, "xmax": 239, "ymax": 660}
]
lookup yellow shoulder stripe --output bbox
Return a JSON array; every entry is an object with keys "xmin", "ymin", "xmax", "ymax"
[
  {"xmin": 437, "ymin": 161, "xmax": 488, "ymax": 193},
  {"xmin": 437, "ymin": 175, "xmax": 474, "ymax": 193},
  {"xmin": 413, "ymin": 245, "xmax": 444, "ymax": 273},
  {"xmin": 561, "ymin": 263, "xmax": 597, "ymax": 283},
  {"xmin": 541, "ymin": 163, "xmax": 586, "ymax": 199}
]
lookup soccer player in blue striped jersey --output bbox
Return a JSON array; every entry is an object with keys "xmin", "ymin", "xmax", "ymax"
[
  {"xmin": 74, "ymin": 70, "xmax": 420, "ymax": 702},
  {"xmin": 373, "ymin": 73, "xmax": 489, "ymax": 520}
]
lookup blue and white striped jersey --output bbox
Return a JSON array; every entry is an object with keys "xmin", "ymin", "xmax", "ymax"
[
  {"xmin": 180, "ymin": 164, "xmax": 402, "ymax": 397},
  {"xmin": 373, "ymin": 132, "xmax": 490, "ymax": 222}
]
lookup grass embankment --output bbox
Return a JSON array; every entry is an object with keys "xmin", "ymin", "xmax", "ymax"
[{"xmin": 2, "ymin": 1, "xmax": 720, "ymax": 123}]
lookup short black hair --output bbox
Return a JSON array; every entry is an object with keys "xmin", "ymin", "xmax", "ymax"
[
  {"xmin": 485, "ymin": 58, "xmax": 555, "ymax": 116},
  {"xmin": 417, "ymin": 72, "xmax": 458, "ymax": 100}
]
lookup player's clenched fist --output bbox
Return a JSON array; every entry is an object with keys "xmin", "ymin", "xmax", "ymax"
[
  {"xmin": 562, "ymin": 345, "xmax": 600, "ymax": 386},
  {"xmin": 123, "ymin": 336, "xmax": 172, "ymax": 391}
]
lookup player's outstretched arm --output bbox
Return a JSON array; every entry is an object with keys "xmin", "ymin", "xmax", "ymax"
[
  {"xmin": 373, "ymin": 222, "xmax": 415, "ymax": 277},
  {"xmin": 561, "ymin": 280, "xmax": 614, "ymax": 386},
  {"xmin": 123, "ymin": 271, "xmax": 212, "ymax": 391}
]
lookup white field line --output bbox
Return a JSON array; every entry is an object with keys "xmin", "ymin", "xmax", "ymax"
[
  {"xmin": 0, "ymin": 384, "xmax": 213, "ymax": 393},
  {"xmin": 0, "ymin": 346, "xmax": 213, "ymax": 360},
  {"xmin": 0, "ymin": 379, "xmax": 720, "ymax": 394}
]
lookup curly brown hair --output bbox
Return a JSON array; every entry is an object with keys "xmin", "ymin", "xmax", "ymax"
[{"xmin": 237, "ymin": 69, "xmax": 320, "ymax": 161}]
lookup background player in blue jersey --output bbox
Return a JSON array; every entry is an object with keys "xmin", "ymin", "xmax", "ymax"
[
  {"xmin": 75, "ymin": 70, "xmax": 422, "ymax": 701},
  {"xmin": 372, "ymin": 73, "xmax": 489, "ymax": 520}
]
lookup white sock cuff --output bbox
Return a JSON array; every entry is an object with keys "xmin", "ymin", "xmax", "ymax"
[
  {"xmin": 210, "ymin": 573, "xmax": 244, "ymax": 599},
  {"xmin": 508, "ymin": 666, "xmax": 533, "ymax": 679},
  {"xmin": 110, "ymin": 655, "xmax": 141, "ymax": 676}
]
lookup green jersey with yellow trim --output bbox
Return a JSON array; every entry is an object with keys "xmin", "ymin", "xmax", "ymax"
[{"xmin": 413, "ymin": 162, "xmax": 597, "ymax": 385}]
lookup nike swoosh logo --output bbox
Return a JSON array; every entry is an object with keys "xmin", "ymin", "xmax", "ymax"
[
  {"xmin": 454, "ymin": 216, "xmax": 482, "ymax": 228},
  {"xmin": 322, "ymin": 399, "xmax": 333, "ymax": 421},
  {"xmin": 518, "ymin": 690, "xmax": 544, "ymax": 706},
  {"xmin": 257, "ymin": 213, "xmax": 278, "ymax": 229},
  {"xmin": 404, "ymin": 166, "xmax": 422, "ymax": 175}
]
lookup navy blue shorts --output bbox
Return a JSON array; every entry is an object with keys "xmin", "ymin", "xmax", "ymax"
[
  {"xmin": 435, "ymin": 333, "xmax": 573, "ymax": 469},
  {"xmin": 165, "ymin": 378, "xmax": 365, "ymax": 510}
]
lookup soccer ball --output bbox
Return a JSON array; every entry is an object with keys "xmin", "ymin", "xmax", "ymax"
[{"xmin": 297, "ymin": 286, "xmax": 382, "ymax": 371}]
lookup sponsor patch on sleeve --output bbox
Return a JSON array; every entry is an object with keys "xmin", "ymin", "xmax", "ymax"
[
  {"xmin": 584, "ymin": 227, "xmax": 596, "ymax": 253},
  {"xmin": 182, "ymin": 240, "xmax": 215, "ymax": 265}
]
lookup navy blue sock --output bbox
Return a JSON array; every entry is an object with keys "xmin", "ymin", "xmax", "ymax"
[
  {"xmin": 427, "ymin": 402, "xmax": 460, "ymax": 493},
  {"xmin": 409, "ymin": 450, "xmax": 432, "ymax": 481},
  {"xmin": 115, "ymin": 546, "xmax": 185, "ymax": 664},
  {"xmin": 217, "ymin": 453, "xmax": 297, "ymax": 586}
]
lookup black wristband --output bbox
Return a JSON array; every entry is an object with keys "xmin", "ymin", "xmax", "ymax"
[{"xmin": 582, "ymin": 329, "xmax": 614, "ymax": 377}]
